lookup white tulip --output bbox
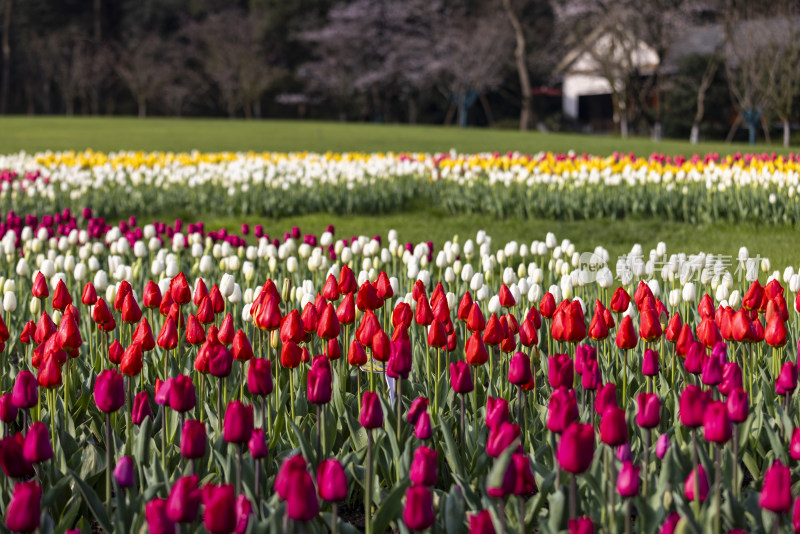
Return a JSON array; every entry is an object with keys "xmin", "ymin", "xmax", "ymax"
[
  {"xmin": 16, "ymin": 258, "xmax": 29, "ymax": 277},
  {"xmin": 158, "ymin": 278, "xmax": 171, "ymax": 297},
  {"xmin": 165, "ymin": 260, "xmax": 179, "ymax": 278},
  {"xmin": 242, "ymin": 303, "xmax": 253, "ymax": 323},
  {"xmin": 715, "ymin": 284, "xmax": 729, "ymax": 303},
  {"xmin": 488, "ymin": 295, "xmax": 501, "ymax": 314},
  {"xmin": 2, "ymin": 279, "xmax": 12, "ymax": 294},
  {"xmin": 470, "ymin": 273, "xmax": 484, "ymax": 291},
  {"xmin": 548, "ymin": 285, "xmax": 562, "ymax": 303},
  {"xmin": 94, "ymin": 270, "xmax": 108, "ymax": 292},
  {"xmin": 682, "ymin": 282, "xmax": 696, "ymax": 303},
  {"xmin": 476, "ymin": 285, "xmax": 489, "ymax": 301},
  {"xmin": 528, "ymin": 283, "xmax": 541, "ymax": 303},
  {"xmin": 105, "ymin": 284, "xmax": 116, "ymax": 303},
  {"xmin": 668, "ymin": 288, "xmax": 681, "ymax": 308},
  {"xmin": 728, "ymin": 289, "xmax": 741, "ymax": 308},
  {"xmin": 40, "ymin": 259, "xmax": 55, "ymax": 278},
  {"xmin": 3, "ymin": 292, "xmax": 16, "ymax": 312},
  {"xmin": 29, "ymin": 296, "xmax": 40, "ymax": 315}
]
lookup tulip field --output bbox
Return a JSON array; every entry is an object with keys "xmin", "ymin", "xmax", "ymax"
[{"xmin": 2, "ymin": 145, "xmax": 800, "ymax": 534}]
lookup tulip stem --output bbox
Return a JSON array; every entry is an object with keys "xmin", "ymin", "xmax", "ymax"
[
  {"xmin": 365, "ymin": 429, "xmax": 373, "ymax": 534},
  {"xmin": 516, "ymin": 386, "xmax": 524, "ymax": 447},
  {"xmin": 425, "ymin": 343, "xmax": 431, "ymax": 400},
  {"xmin": 605, "ymin": 446, "xmax": 614, "ymax": 533},
  {"xmin": 569, "ymin": 473, "xmax": 577, "ymax": 519},
  {"xmin": 518, "ymin": 495, "xmax": 525, "ymax": 532},
  {"xmin": 714, "ymin": 444, "xmax": 721, "ymax": 534},
  {"xmin": 691, "ymin": 429, "xmax": 700, "ymax": 518},
  {"xmin": 105, "ymin": 411, "xmax": 113, "ymax": 515},
  {"xmin": 622, "ymin": 351, "xmax": 628, "ymax": 408},
  {"xmin": 316, "ymin": 404, "xmax": 322, "ymax": 462},
  {"xmin": 255, "ymin": 458, "xmax": 261, "ymax": 503},
  {"xmin": 236, "ymin": 443, "xmax": 243, "ymax": 496},
  {"xmin": 289, "ymin": 368, "xmax": 296, "ymax": 422},
  {"xmin": 624, "ymin": 499, "xmax": 631, "ymax": 534},
  {"xmin": 396, "ymin": 378, "xmax": 402, "ymax": 443},
  {"xmin": 643, "ymin": 428, "xmax": 650, "ymax": 497},
  {"xmin": 332, "ymin": 502, "xmax": 338, "ymax": 534},
  {"xmin": 733, "ymin": 425, "xmax": 739, "ymax": 499},
  {"xmin": 460, "ymin": 394, "xmax": 466, "ymax": 444},
  {"xmin": 161, "ymin": 405, "xmax": 167, "ymax": 470},
  {"xmin": 472, "ymin": 387, "xmax": 478, "ymax": 445},
  {"xmin": 217, "ymin": 380, "xmax": 222, "ymax": 436}
]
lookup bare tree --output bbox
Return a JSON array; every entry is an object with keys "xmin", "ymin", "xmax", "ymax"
[
  {"xmin": 435, "ymin": 6, "xmax": 513, "ymax": 127},
  {"xmin": 0, "ymin": 0, "xmax": 12, "ymax": 114},
  {"xmin": 689, "ymin": 55, "xmax": 720, "ymax": 144},
  {"xmin": 183, "ymin": 10, "xmax": 278, "ymax": 118},
  {"xmin": 723, "ymin": 12, "xmax": 776, "ymax": 144},
  {"xmin": 47, "ymin": 28, "xmax": 94, "ymax": 116},
  {"xmin": 114, "ymin": 34, "xmax": 177, "ymax": 118},
  {"xmin": 762, "ymin": 5, "xmax": 800, "ymax": 147},
  {"xmin": 502, "ymin": 0, "xmax": 532, "ymax": 130}
]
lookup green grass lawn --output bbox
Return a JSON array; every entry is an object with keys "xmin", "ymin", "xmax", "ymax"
[
  {"xmin": 0, "ymin": 116, "xmax": 792, "ymax": 156},
  {"xmin": 3, "ymin": 116, "xmax": 797, "ymax": 267}
]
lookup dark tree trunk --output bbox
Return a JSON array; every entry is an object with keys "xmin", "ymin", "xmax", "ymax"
[{"xmin": 0, "ymin": 0, "xmax": 13, "ymax": 115}]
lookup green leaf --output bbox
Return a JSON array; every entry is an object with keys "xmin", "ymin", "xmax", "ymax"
[
  {"xmin": 370, "ymin": 478, "xmax": 410, "ymax": 534},
  {"xmin": 69, "ymin": 470, "xmax": 113, "ymax": 533}
]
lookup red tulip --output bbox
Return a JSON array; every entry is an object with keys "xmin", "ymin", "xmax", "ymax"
[
  {"xmin": 703, "ymin": 400, "xmax": 732, "ymax": 443},
  {"xmin": 548, "ymin": 354, "xmax": 573, "ymax": 389},
  {"xmin": 487, "ymin": 422, "xmax": 521, "ymax": 457},
  {"xmin": 742, "ymin": 280, "xmax": 763, "ymax": 311},
  {"xmin": 556, "ymin": 422, "xmax": 594, "ymax": 473},
  {"xmin": 415, "ymin": 411, "xmax": 433, "ymax": 440},
  {"xmin": 32, "ymin": 272, "xmax": 48, "ymax": 299},
  {"xmin": 540, "ymin": 292, "xmax": 556, "ymax": 319},
  {"xmin": 132, "ymin": 391, "xmax": 153, "ymax": 425},
  {"xmin": 547, "ymin": 387, "xmax": 579, "ymax": 434},
  {"xmin": 684, "ymin": 464, "xmax": 709, "ymax": 502},
  {"xmin": 450, "ymin": 361, "xmax": 474, "ymax": 394},
  {"xmin": 726, "ymin": 388, "xmax": 749, "ymax": 423},
  {"xmin": 595, "ymin": 383, "xmax": 618, "ymax": 415},
  {"xmin": 635, "ymin": 393, "xmax": 660, "ymax": 428},
  {"xmin": 307, "ymin": 356, "xmax": 332, "ymax": 404},
  {"xmin": 347, "ymin": 340, "xmax": 367, "ymax": 367},
  {"xmin": 157, "ymin": 317, "xmax": 178, "ymax": 351},
  {"xmin": 615, "ymin": 316, "xmax": 638, "ymax": 350},
  {"xmin": 167, "ymin": 475, "xmax": 201, "ymax": 523},
  {"xmin": 181, "ymin": 419, "xmax": 207, "ymax": 460},
  {"xmin": 617, "ymin": 461, "xmax": 640, "ymax": 497},
  {"xmin": 146, "ymin": 498, "xmax": 176, "ymax": 534},
  {"xmin": 12, "ymin": 370, "xmax": 38, "ymax": 410},
  {"xmin": 6, "ymin": 480, "xmax": 41, "ymax": 532},
  {"xmin": 248, "ymin": 429, "xmax": 269, "ymax": 459},
  {"xmin": 765, "ymin": 315, "xmax": 788, "ymax": 347},
  {"xmin": 0, "ymin": 433, "xmax": 33, "ymax": 478},
  {"xmin": 403, "ymin": 485, "xmax": 435, "ymax": 531},
  {"xmin": 202, "ymin": 484, "xmax": 236, "ymax": 534},
  {"xmin": 679, "ymin": 385, "xmax": 710, "ymax": 428},
  {"xmin": 642, "ymin": 348, "xmax": 659, "ymax": 376},
  {"xmin": 22, "ymin": 422, "xmax": 52, "ymax": 463},
  {"xmin": 120, "ymin": 343, "xmax": 143, "ymax": 376},
  {"xmin": 81, "ymin": 282, "xmax": 98, "ymax": 306},
  {"xmin": 600, "ymin": 406, "xmax": 628, "ymax": 446},
  {"xmin": 247, "ymin": 358, "xmax": 273, "ymax": 396},
  {"xmin": 94, "ymin": 369, "xmax": 125, "ymax": 413},
  {"xmin": 409, "ymin": 445, "xmax": 438, "ymax": 486},
  {"xmin": 486, "ymin": 396, "xmax": 509, "ymax": 431},
  {"xmin": 760, "ymin": 461, "xmax": 792, "ymax": 513},
  {"xmin": 469, "ymin": 510, "xmax": 496, "ymax": 533},
  {"xmin": 169, "ymin": 375, "xmax": 196, "ymax": 413},
  {"xmin": 465, "ymin": 332, "xmax": 489, "ymax": 366},
  {"xmin": 317, "ymin": 458, "xmax": 348, "ymax": 502},
  {"xmin": 609, "ymin": 287, "xmax": 631, "ymax": 313},
  {"xmin": 223, "ymin": 401, "xmax": 254, "ymax": 444},
  {"xmin": 360, "ymin": 391, "xmax": 383, "ymax": 429},
  {"xmin": 0, "ymin": 394, "xmax": 17, "ymax": 423}
]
